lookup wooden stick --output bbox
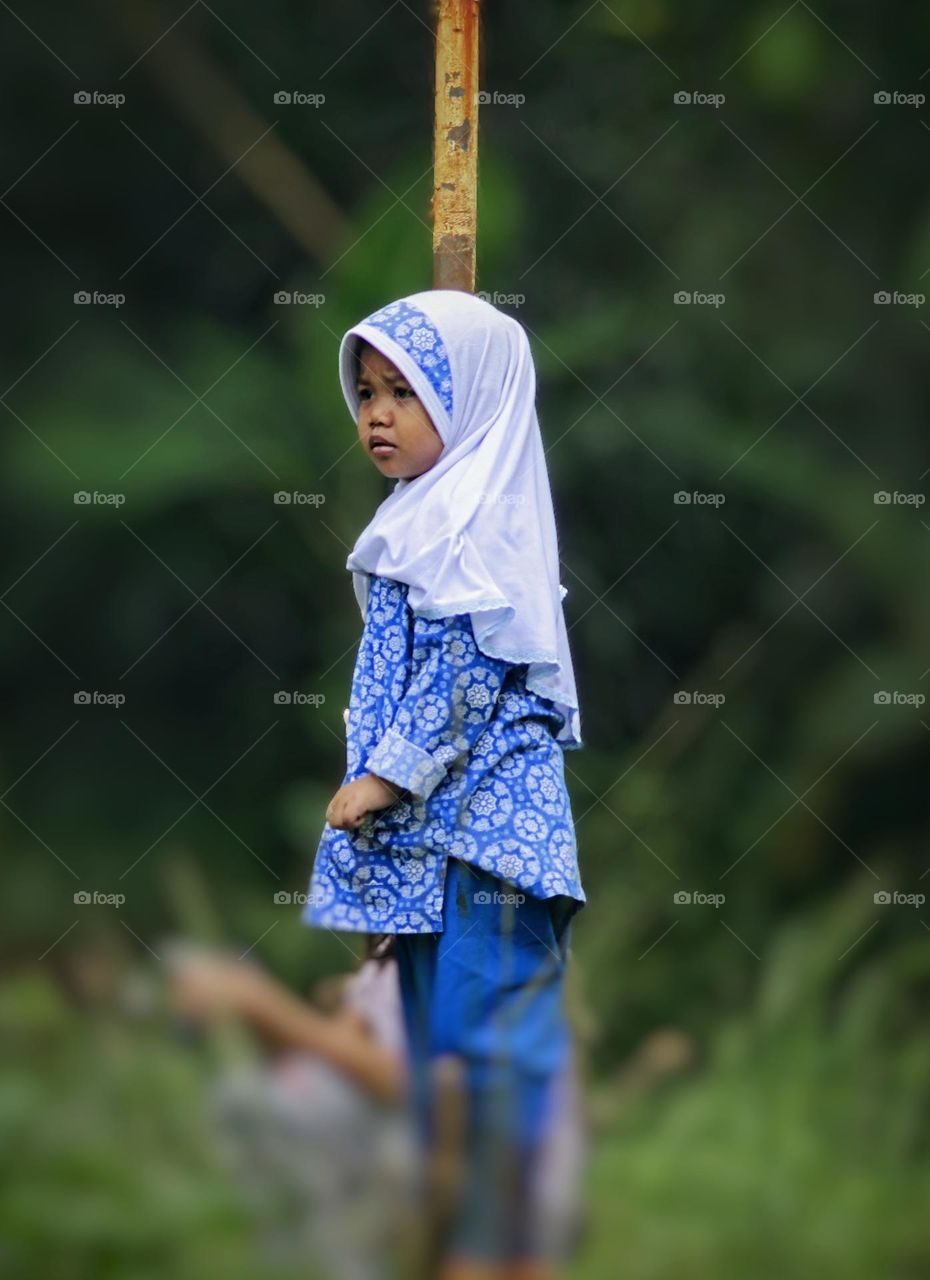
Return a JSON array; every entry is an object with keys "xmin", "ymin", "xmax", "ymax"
[
  {"xmin": 432, "ymin": 0, "xmax": 481, "ymax": 292},
  {"xmin": 423, "ymin": 1054, "xmax": 467, "ymax": 1275}
]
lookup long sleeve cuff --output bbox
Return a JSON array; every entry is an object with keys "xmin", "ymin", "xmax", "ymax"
[{"xmin": 364, "ymin": 724, "xmax": 448, "ymax": 800}]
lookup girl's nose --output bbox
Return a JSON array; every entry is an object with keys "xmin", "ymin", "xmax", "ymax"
[{"xmin": 369, "ymin": 395, "xmax": 393, "ymax": 425}]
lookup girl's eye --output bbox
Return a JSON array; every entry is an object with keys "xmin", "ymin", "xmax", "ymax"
[{"xmin": 356, "ymin": 385, "xmax": 416, "ymax": 402}]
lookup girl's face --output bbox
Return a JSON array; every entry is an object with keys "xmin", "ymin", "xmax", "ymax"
[{"xmin": 355, "ymin": 342, "xmax": 443, "ymax": 479}]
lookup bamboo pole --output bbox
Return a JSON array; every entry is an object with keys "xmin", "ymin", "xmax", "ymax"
[
  {"xmin": 418, "ymin": 17, "xmax": 482, "ymax": 1268},
  {"xmin": 432, "ymin": 0, "xmax": 481, "ymax": 291}
]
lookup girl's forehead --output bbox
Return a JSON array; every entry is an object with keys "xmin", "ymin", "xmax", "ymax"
[
  {"xmin": 357, "ymin": 343, "xmax": 402, "ymax": 378},
  {"xmin": 352, "ymin": 298, "xmax": 455, "ymax": 421}
]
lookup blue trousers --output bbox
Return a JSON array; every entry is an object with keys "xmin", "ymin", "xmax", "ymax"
[{"xmin": 393, "ymin": 855, "xmax": 577, "ymax": 1262}]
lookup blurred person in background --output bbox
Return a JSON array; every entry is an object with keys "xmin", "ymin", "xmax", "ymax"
[{"xmin": 167, "ymin": 938, "xmax": 586, "ymax": 1280}]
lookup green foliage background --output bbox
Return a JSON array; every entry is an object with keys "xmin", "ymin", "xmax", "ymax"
[{"xmin": 2, "ymin": 2, "xmax": 928, "ymax": 1276}]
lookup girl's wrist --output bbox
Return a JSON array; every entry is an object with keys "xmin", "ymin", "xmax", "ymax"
[{"xmin": 370, "ymin": 772, "xmax": 407, "ymax": 801}]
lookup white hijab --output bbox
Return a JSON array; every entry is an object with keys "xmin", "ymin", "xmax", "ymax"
[{"xmin": 339, "ymin": 288, "xmax": 582, "ymax": 749}]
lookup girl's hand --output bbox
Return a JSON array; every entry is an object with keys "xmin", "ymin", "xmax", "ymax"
[{"xmin": 325, "ymin": 773, "xmax": 407, "ymax": 830}]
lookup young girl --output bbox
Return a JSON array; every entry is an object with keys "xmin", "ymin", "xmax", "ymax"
[{"xmin": 302, "ymin": 289, "xmax": 586, "ymax": 1279}]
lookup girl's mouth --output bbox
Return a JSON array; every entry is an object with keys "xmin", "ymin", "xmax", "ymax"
[{"xmin": 371, "ymin": 443, "xmax": 397, "ymax": 457}]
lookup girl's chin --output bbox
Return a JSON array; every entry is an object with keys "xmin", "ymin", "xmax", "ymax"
[{"xmin": 369, "ymin": 455, "xmax": 430, "ymax": 480}]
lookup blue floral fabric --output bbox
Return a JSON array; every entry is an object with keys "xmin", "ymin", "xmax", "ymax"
[
  {"xmin": 302, "ymin": 574, "xmax": 586, "ymax": 935},
  {"xmin": 360, "ymin": 300, "xmax": 453, "ymax": 417}
]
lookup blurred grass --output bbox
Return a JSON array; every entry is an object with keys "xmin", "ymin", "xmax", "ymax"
[
  {"xmin": 574, "ymin": 875, "xmax": 930, "ymax": 1279},
  {"xmin": 1, "ymin": 871, "xmax": 927, "ymax": 1279},
  {"xmin": 0, "ymin": 972, "xmax": 317, "ymax": 1280}
]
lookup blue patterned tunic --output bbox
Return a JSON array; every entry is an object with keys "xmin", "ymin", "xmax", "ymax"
[{"xmin": 302, "ymin": 574, "xmax": 586, "ymax": 934}]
